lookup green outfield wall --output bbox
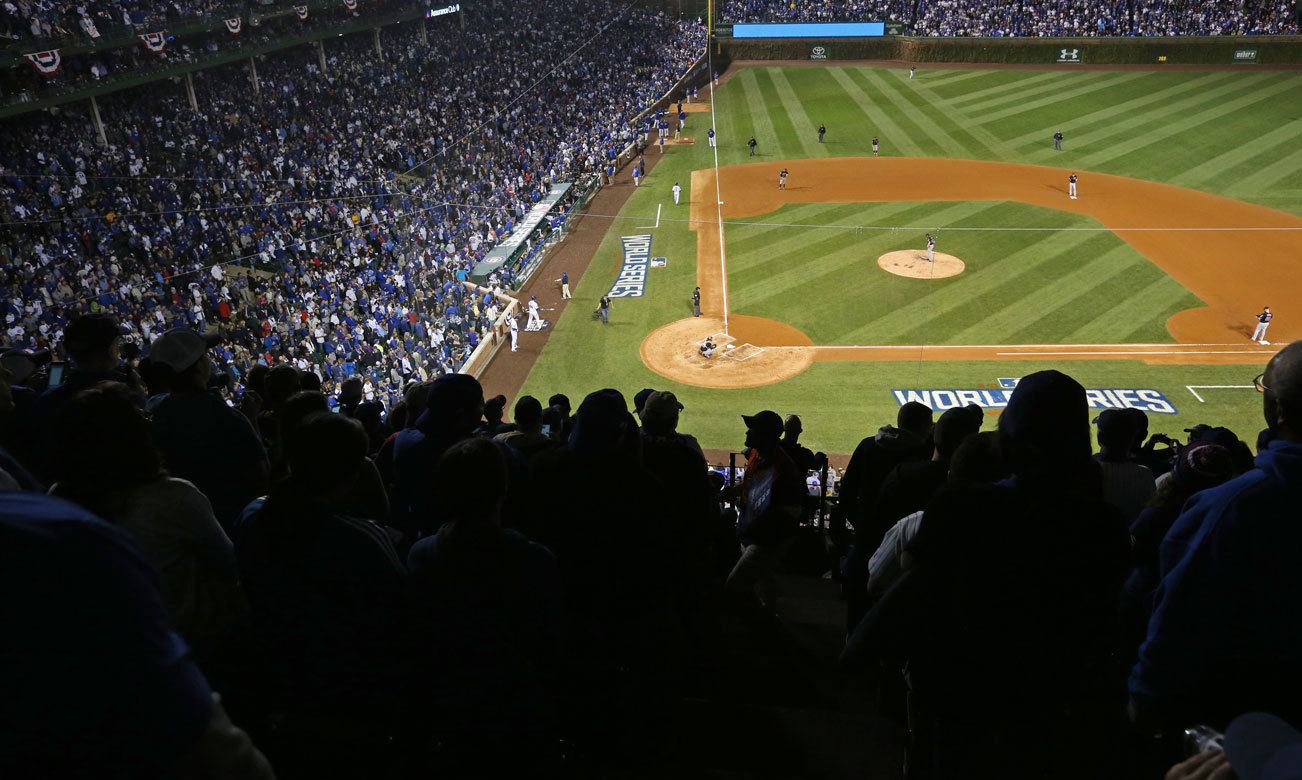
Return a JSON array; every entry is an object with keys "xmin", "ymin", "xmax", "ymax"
[{"xmin": 719, "ymin": 35, "xmax": 1302, "ymax": 66}]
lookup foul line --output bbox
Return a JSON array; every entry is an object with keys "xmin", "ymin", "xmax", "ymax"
[
  {"xmin": 707, "ymin": 48, "xmax": 729, "ymax": 335},
  {"xmin": 1186, "ymin": 384, "xmax": 1256, "ymax": 403},
  {"xmin": 997, "ymin": 350, "xmax": 1270, "ymax": 357},
  {"xmin": 635, "ymin": 202, "xmax": 662, "ymax": 230},
  {"xmin": 430, "ymin": 197, "xmax": 1302, "ymax": 234},
  {"xmin": 776, "ymin": 342, "xmax": 1276, "ymax": 350}
]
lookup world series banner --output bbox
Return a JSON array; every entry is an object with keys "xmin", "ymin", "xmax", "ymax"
[
  {"xmin": 609, "ymin": 234, "xmax": 652, "ymax": 298},
  {"xmin": 892, "ymin": 377, "xmax": 1177, "ymax": 414}
]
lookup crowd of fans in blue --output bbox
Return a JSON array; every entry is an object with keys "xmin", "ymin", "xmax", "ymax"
[
  {"xmin": 3, "ymin": 2, "xmax": 1302, "ymax": 778},
  {"xmin": 3, "ymin": 0, "xmax": 241, "ymax": 43},
  {"xmin": 721, "ymin": 0, "xmax": 1299, "ymax": 35},
  {"xmin": 2, "ymin": 313, "xmax": 1301, "ymax": 777},
  {"xmin": 1, "ymin": 1, "xmax": 705, "ymax": 410},
  {"xmin": 0, "ymin": 0, "xmax": 425, "ymax": 106}
]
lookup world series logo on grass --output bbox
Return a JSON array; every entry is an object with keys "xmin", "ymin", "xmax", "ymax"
[
  {"xmin": 892, "ymin": 377, "xmax": 1177, "ymax": 414},
  {"xmin": 609, "ymin": 234, "xmax": 653, "ymax": 298}
]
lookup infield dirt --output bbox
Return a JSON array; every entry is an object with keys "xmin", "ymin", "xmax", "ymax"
[{"xmin": 640, "ymin": 156, "xmax": 1293, "ymax": 388}]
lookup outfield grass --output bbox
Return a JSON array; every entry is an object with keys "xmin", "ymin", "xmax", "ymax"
[{"xmin": 518, "ymin": 65, "xmax": 1302, "ymax": 454}]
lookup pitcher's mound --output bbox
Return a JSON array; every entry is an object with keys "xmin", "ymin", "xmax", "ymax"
[{"xmin": 878, "ymin": 250, "xmax": 966, "ymax": 279}]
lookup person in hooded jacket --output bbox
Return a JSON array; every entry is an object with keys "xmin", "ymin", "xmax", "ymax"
[{"xmin": 1131, "ymin": 341, "xmax": 1302, "ymax": 734}]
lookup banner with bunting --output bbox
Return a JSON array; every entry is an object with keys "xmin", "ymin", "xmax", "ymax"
[
  {"xmin": 294, "ymin": 5, "xmax": 309, "ymax": 19},
  {"xmin": 24, "ymin": 50, "xmax": 61, "ymax": 76},
  {"xmin": 139, "ymin": 32, "xmax": 167, "ymax": 53},
  {"xmin": 224, "ymin": 17, "xmax": 241, "ymax": 34}
]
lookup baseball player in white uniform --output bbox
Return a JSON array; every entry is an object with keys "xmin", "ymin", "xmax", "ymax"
[
  {"xmin": 926, "ymin": 233, "xmax": 936, "ymax": 262},
  {"xmin": 1252, "ymin": 307, "xmax": 1273, "ymax": 344},
  {"xmin": 1069, "ymin": 172, "xmax": 1079, "ymax": 200},
  {"xmin": 509, "ymin": 314, "xmax": 519, "ymax": 351},
  {"xmin": 672, "ymin": 182, "xmax": 681, "ymax": 205},
  {"xmin": 527, "ymin": 296, "xmax": 541, "ymax": 329}
]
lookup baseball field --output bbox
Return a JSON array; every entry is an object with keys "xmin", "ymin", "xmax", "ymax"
[{"xmin": 516, "ymin": 63, "xmax": 1302, "ymax": 456}]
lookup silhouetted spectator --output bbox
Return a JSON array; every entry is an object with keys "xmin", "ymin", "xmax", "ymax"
[
  {"xmin": 864, "ymin": 429, "xmax": 1008, "ymax": 602},
  {"xmin": 147, "ymin": 328, "xmax": 268, "ymax": 531},
  {"xmin": 234, "ymin": 413, "xmax": 407, "ymax": 766},
  {"xmin": 30, "ymin": 314, "xmax": 136, "ymax": 477},
  {"xmin": 392, "ymin": 373, "xmax": 484, "ymax": 533},
  {"xmin": 780, "ymin": 413, "xmax": 818, "ymax": 472},
  {"xmin": 1120, "ymin": 441, "xmax": 1233, "ymax": 665},
  {"xmin": 726, "ymin": 410, "xmax": 805, "ymax": 610},
  {"xmin": 1095, "ymin": 408, "xmax": 1156, "ymax": 522},
  {"xmin": 495, "ymin": 395, "xmax": 557, "ymax": 461},
  {"xmin": 407, "ymin": 437, "xmax": 562, "ymax": 759},
  {"xmin": 847, "ymin": 370, "xmax": 1130, "ymax": 778},
  {"xmin": 1131, "ymin": 341, "xmax": 1302, "ymax": 732},
  {"xmin": 839, "ymin": 401, "xmax": 934, "ymax": 627},
  {"xmin": 50, "ymin": 381, "xmax": 245, "ymax": 656},
  {"xmin": 0, "ymin": 492, "xmax": 273, "ymax": 780},
  {"xmin": 870, "ymin": 403, "xmax": 983, "ymax": 549}
]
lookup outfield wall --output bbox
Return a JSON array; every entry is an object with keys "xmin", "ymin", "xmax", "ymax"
[{"xmin": 719, "ymin": 35, "xmax": 1302, "ymax": 66}]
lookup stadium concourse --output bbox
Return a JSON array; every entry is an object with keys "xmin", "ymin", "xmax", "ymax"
[{"xmin": 4, "ymin": 1, "xmax": 1302, "ymax": 779}]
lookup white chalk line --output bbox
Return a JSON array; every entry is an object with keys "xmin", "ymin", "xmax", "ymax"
[
  {"xmin": 768, "ymin": 342, "xmax": 1278, "ymax": 351},
  {"xmin": 1186, "ymin": 384, "xmax": 1257, "ymax": 403}
]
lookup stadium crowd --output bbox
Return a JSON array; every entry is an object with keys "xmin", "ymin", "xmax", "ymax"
[
  {"xmin": 720, "ymin": 0, "xmax": 1300, "ymax": 35},
  {"xmin": 2, "ymin": 318, "xmax": 1300, "ymax": 777},
  {"xmin": 5, "ymin": 0, "xmax": 257, "ymax": 44},
  {"xmin": 1, "ymin": 0, "xmax": 706, "ymax": 409},
  {"xmin": 0, "ymin": 0, "xmax": 432, "ymax": 108}
]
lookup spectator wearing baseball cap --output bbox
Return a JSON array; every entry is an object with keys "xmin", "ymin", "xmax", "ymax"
[
  {"xmin": 633, "ymin": 387, "xmax": 657, "ymax": 423},
  {"xmin": 148, "ymin": 328, "xmax": 268, "ymax": 532},
  {"xmin": 31, "ymin": 314, "xmax": 135, "ymax": 480},
  {"xmin": 639, "ymin": 391, "xmax": 716, "ymax": 637},
  {"xmin": 726, "ymin": 409, "xmax": 804, "ymax": 611},
  {"xmin": 1094, "ymin": 408, "xmax": 1156, "ymax": 523}
]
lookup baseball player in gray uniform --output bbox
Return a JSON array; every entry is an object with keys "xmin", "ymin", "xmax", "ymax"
[
  {"xmin": 1252, "ymin": 307, "xmax": 1273, "ymax": 344},
  {"xmin": 926, "ymin": 233, "xmax": 936, "ymax": 263}
]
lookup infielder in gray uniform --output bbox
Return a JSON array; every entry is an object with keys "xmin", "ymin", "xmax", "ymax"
[{"xmin": 926, "ymin": 233, "xmax": 936, "ymax": 263}]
